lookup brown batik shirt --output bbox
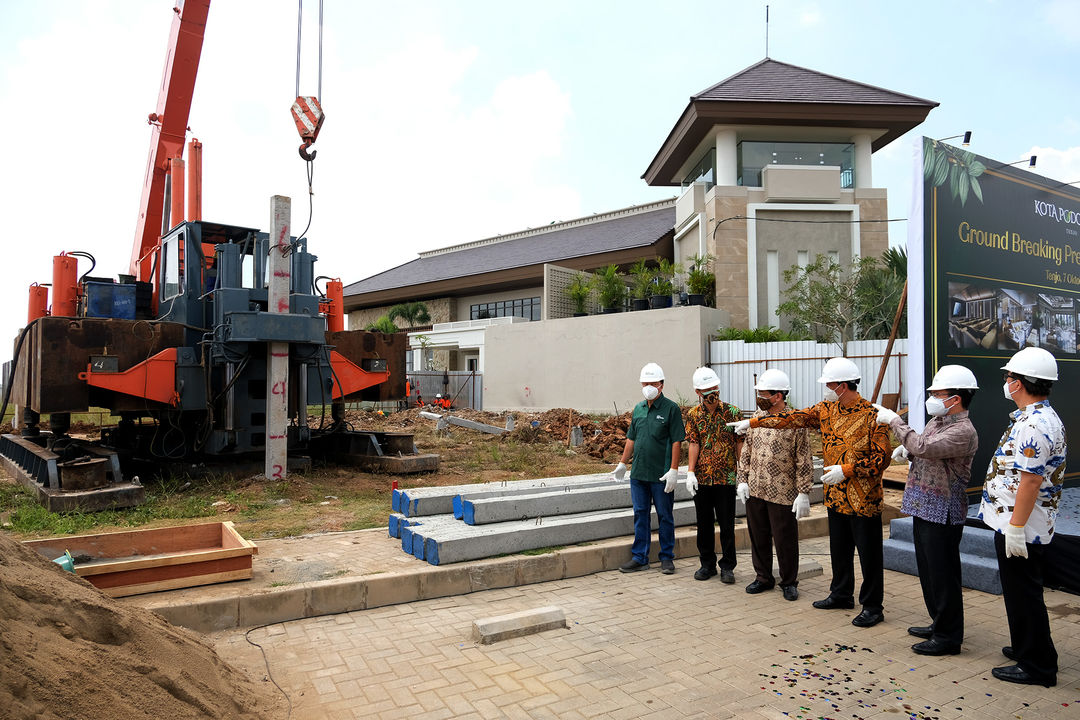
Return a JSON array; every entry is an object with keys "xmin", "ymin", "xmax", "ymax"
[
  {"xmin": 736, "ymin": 405, "xmax": 814, "ymax": 505},
  {"xmin": 686, "ymin": 401, "xmax": 742, "ymax": 485},
  {"xmin": 750, "ymin": 397, "xmax": 892, "ymax": 517}
]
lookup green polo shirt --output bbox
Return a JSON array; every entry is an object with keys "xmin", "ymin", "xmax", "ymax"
[{"xmin": 626, "ymin": 393, "xmax": 685, "ymax": 482}]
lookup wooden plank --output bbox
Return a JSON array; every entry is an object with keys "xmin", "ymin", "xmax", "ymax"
[
  {"xmin": 100, "ymin": 570, "xmax": 254, "ymax": 598},
  {"xmin": 220, "ymin": 521, "xmax": 259, "ymax": 553},
  {"xmin": 85, "ymin": 555, "xmax": 252, "ymax": 592},
  {"xmin": 71, "ymin": 546, "xmax": 255, "ymax": 577},
  {"xmin": 23, "ymin": 522, "xmax": 225, "ymax": 559}
]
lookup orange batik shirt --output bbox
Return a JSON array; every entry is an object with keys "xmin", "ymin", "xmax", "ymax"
[{"xmin": 750, "ymin": 397, "xmax": 892, "ymax": 517}]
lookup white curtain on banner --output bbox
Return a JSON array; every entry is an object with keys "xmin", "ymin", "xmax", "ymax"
[{"xmin": 907, "ymin": 138, "xmax": 927, "ymax": 432}]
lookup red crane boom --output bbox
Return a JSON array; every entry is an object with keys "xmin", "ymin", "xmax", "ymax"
[{"xmin": 129, "ymin": 0, "xmax": 211, "ymax": 282}]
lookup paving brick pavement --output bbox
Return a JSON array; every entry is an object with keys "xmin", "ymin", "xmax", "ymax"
[{"xmin": 210, "ymin": 535, "xmax": 1080, "ymax": 720}]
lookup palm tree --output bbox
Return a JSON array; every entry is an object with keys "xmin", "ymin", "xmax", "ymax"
[
  {"xmin": 366, "ymin": 315, "xmax": 399, "ymax": 333},
  {"xmin": 387, "ymin": 301, "xmax": 431, "ymax": 329}
]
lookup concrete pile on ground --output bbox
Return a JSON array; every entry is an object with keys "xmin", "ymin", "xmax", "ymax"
[
  {"xmin": 0, "ymin": 534, "xmax": 281, "ymax": 720},
  {"xmin": 389, "ymin": 471, "xmax": 701, "ymax": 565}
]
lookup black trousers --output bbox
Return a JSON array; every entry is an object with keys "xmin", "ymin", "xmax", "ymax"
[
  {"xmin": 826, "ymin": 508, "xmax": 883, "ymax": 613},
  {"xmin": 746, "ymin": 496, "xmax": 800, "ymax": 587},
  {"xmin": 912, "ymin": 517, "xmax": 964, "ymax": 646},
  {"xmin": 694, "ymin": 484, "xmax": 736, "ymax": 571},
  {"xmin": 995, "ymin": 533, "xmax": 1058, "ymax": 681}
]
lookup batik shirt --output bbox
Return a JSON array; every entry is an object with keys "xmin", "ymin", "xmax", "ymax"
[
  {"xmin": 751, "ymin": 397, "xmax": 892, "ymax": 517},
  {"xmin": 890, "ymin": 411, "xmax": 978, "ymax": 525},
  {"xmin": 686, "ymin": 401, "xmax": 741, "ymax": 485},
  {"xmin": 977, "ymin": 401, "xmax": 1067, "ymax": 544},
  {"xmin": 736, "ymin": 406, "xmax": 813, "ymax": 504}
]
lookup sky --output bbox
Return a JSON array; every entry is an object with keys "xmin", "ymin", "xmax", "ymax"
[{"xmin": 1, "ymin": 0, "xmax": 1079, "ymax": 354}]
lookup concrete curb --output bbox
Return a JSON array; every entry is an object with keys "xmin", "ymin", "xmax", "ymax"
[{"xmin": 139, "ymin": 507, "xmax": 901, "ymax": 633}]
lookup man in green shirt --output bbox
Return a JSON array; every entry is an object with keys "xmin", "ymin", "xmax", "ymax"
[{"xmin": 613, "ymin": 363, "xmax": 686, "ymax": 574}]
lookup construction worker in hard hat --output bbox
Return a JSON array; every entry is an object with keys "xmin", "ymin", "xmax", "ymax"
[
  {"xmin": 737, "ymin": 368, "xmax": 813, "ymax": 601},
  {"xmin": 729, "ymin": 356, "xmax": 892, "ymax": 628},
  {"xmin": 873, "ymin": 364, "xmax": 979, "ymax": 657},
  {"xmin": 976, "ymin": 347, "xmax": 1065, "ymax": 687},
  {"xmin": 684, "ymin": 366, "xmax": 743, "ymax": 583},
  {"xmin": 613, "ymin": 362, "xmax": 686, "ymax": 575}
]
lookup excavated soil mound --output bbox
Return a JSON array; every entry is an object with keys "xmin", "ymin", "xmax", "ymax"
[{"xmin": 0, "ymin": 534, "xmax": 282, "ymax": 720}]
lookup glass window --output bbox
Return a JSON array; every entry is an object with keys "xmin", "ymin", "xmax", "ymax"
[
  {"xmin": 737, "ymin": 141, "xmax": 855, "ymax": 188},
  {"xmin": 162, "ymin": 234, "xmax": 182, "ymax": 299},
  {"xmin": 471, "ymin": 297, "xmax": 541, "ymax": 321},
  {"xmin": 681, "ymin": 148, "xmax": 716, "ymax": 191}
]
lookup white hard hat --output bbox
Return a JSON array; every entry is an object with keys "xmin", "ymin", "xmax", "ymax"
[
  {"xmin": 754, "ymin": 369, "xmax": 791, "ymax": 391},
  {"xmin": 1002, "ymin": 346, "xmax": 1058, "ymax": 381},
  {"xmin": 926, "ymin": 365, "xmax": 979, "ymax": 391},
  {"xmin": 817, "ymin": 357, "xmax": 861, "ymax": 384},
  {"xmin": 639, "ymin": 363, "xmax": 665, "ymax": 382},
  {"xmin": 692, "ymin": 367, "xmax": 720, "ymax": 390}
]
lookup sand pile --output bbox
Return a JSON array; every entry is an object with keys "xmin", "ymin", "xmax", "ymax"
[{"xmin": 0, "ymin": 533, "xmax": 282, "ymax": 720}]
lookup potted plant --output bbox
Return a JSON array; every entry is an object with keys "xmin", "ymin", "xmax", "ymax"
[
  {"xmin": 629, "ymin": 259, "xmax": 653, "ymax": 311},
  {"xmin": 565, "ymin": 271, "xmax": 592, "ymax": 316},
  {"xmin": 649, "ymin": 258, "xmax": 680, "ymax": 309},
  {"xmin": 595, "ymin": 264, "xmax": 627, "ymax": 313},
  {"xmin": 686, "ymin": 253, "xmax": 716, "ymax": 306}
]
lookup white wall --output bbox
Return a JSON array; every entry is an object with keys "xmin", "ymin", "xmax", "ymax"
[{"xmin": 483, "ymin": 306, "xmax": 730, "ymax": 413}]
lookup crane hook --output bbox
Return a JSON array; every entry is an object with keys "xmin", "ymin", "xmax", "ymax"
[{"xmin": 291, "ymin": 96, "xmax": 324, "ymax": 163}]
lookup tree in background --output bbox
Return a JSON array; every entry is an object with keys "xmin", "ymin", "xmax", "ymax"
[
  {"xmin": 387, "ymin": 301, "xmax": 431, "ymax": 328},
  {"xmin": 366, "ymin": 315, "xmax": 399, "ymax": 333},
  {"xmin": 775, "ymin": 249, "xmax": 906, "ymax": 350}
]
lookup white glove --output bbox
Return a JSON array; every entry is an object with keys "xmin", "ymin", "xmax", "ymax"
[
  {"xmin": 736, "ymin": 482, "xmax": 750, "ymax": 503},
  {"xmin": 727, "ymin": 419, "xmax": 751, "ymax": 435},
  {"xmin": 873, "ymin": 403, "xmax": 899, "ymax": 425},
  {"xmin": 1004, "ymin": 523, "xmax": 1028, "ymax": 559},
  {"xmin": 792, "ymin": 493, "xmax": 810, "ymax": 519},
  {"xmin": 685, "ymin": 471, "xmax": 699, "ymax": 498},
  {"xmin": 821, "ymin": 465, "xmax": 845, "ymax": 485},
  {"xmin": 892, "ymin": 445, "xmax": 910, "ymax": 462},
  {"xmin": 661, "ymin": 468, "xmax": 678, "ymax": 493},
  {"xmin": 613, "ymin": 462, "xmax": 627, "ymax": 481}
]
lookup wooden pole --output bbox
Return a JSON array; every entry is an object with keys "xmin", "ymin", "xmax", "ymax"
[{"xmin": 871, "ymin": 280, "xmax": 907, "ymax": 404}]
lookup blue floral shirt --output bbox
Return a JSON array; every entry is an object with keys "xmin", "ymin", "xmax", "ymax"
[{"xmin": 977, "ymin": 401, "xmax": 1067, "ymax": 543}]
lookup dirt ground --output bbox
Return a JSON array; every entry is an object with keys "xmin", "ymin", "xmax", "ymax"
[{"xmin": 0, "ymin": 532, "xmax": 282, "ymax": 720}]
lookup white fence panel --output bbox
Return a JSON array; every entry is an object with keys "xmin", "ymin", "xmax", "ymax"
[{"xmin": 709, "ymin": 339, "xmax": 907, "ymax": 413}]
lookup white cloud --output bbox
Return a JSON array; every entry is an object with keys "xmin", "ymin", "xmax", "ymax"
[
  {"xmin": 799, "ymin": 3, "xmax": 823, "ymax": 26},
  {"xmin": 1026, "ymin": 145, "xmax": 1080, "ymax": 185}
]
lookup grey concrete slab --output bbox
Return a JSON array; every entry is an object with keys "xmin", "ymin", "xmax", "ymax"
[
  {"xmin": 399, "ymin": 472, "xmax": 615, "ymax": 517},
  {"xmin": 471, "ymin": 605, "xmax": 567, "ymax": 644},
  {"xmin": 463, "ymin": 483, "xmax": 695, "ymax": 524},
  {"xmin": 453, "ymin": 478, "xmax": 621, "ymax": 519}
]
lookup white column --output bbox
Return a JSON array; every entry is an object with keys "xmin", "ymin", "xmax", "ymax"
[
  {"xmin": 266, "ymin": 195, "xmax": 291, "ymax": 481},
  {"xmin": 853, "ymin": 133, "xmax": 873, "ymax": 188},
  {"xmin": 715, "ymin": 129, "xmax": 738, "ymax": 187}
]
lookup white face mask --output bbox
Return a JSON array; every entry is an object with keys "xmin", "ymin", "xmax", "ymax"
[
  {"xmin": 1003, "ymin": 380, "xmax": 1017, "ymax": 400},
  {"xmin": 925, "ymin": 396, "xmax": 951, "ymax": 417},
  {"xmin": 642, "ymin": 385, "xmax": 659, "ymax": 401},
  {"xmin": 823, "ymin": 387, "xmax": 839, "ymax": 403}
]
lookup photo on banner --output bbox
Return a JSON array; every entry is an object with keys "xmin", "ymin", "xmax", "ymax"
[{"xmin": 907, "ymin": 136, "xmax": 1080, "ymax": 493}]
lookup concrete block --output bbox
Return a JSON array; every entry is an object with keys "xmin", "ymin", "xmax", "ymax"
[
  {"xmin": 404, "ymin": 473, "xmax": 613, "ymax": 518},
  {"xmin": 466, "ymin": 561, "xmax": 520, "ymax": 592},
  {"xmin": 515, "ymin": 552, "xmax": 563, "ymax": 585},
  {"xmin": 238, "ymin": 586, "xmax": 307, "ymax": 628},
  {"xmin": 472, "ymin": 606, "xmax": 567, "ymax": 644},
  {"xmin": 305, "ymin": 576, "xmax": 367, "ymax": 616},
  {"xmin": 453, "ymin": 478, "xmax": 619, "ymax": 519},
  {"xmin": 418, "ymin": 565, "xmax": 473, "ymax": 600},
  {"xmin": 365, "ymin": 572, "xmax": 422, "ymax": 609},
  {"xmin": 152, "ymin": 596, "xmax": 240, "ymax": 633}
]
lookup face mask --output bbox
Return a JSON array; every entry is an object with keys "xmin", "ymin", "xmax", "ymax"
[
  {"xmin": 925, "ymin": 396, "xmax": 950, "ymax": 417},
  {"xmin": 823, "ymin": 387, "xmax": 839, "ymax": 403},
  {"xmin": 756, "ymin": 396, "xmax": 773, "ymax": 411},
  {"xmin": 642, "ymin": 385, "xmax": 659, "ymax": 401},
  {"xmin": 1003, "ymin": 380, "xmax": 1017, "ymax": 400}
]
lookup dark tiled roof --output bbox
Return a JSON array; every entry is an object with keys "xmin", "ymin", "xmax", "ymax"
[
  {"xmin": 693, "ymin": 58, "xmax": 936, "ymax": 107},
  {"xmin": 344, "ymin": 205, "xmax": 674, "ymax": 296}
]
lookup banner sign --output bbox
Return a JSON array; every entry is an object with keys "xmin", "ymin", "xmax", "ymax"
[{"xmin": 911, "ymin": 137, "xmax": 1080, "ymax": 492}]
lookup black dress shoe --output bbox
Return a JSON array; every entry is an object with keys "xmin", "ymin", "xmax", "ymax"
[
  {"xmin": 745, "ymin": 580, "xmax": 775, "ymax": 594},
  {"xmin": 907, "ymin": 625, "xmax": 933, "ymax": 639},
  {"xmin": 1002, "ymin": 646, "xmax": 1018, "ymax": 661},
  {"xmin": 693, "ymin": 566, "xmax": 717, "ymax": 581},
  {"xmin": 911, "ymin": 639, "xmax": 961, "ymax": 656},
  {"xmin": 851, "ymin": 610, "xmax": 884, "ymax": 628},
  {"xmin": 719, "ymin": 568, "xmax": 735, "ymax": 584},
  {"xmin": 619, "ymin": 559, "xmax": 649, "ymax": 573},
  {"xmin": 660, "ymin": 558, "xmax": 675, "ymax": 575},
  {"xmin": 991, "ymin": 664, "xmax": 1055, "ymax": 687},
  {"xmin": 812, "ymin": 596, "xmax": 855, "ymax": 610},
  {"xmin": 781, "ymin": 585, "xmax": 799, "ymax": 601}
]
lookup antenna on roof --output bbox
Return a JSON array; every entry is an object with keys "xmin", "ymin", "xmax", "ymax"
[{"xmin": 765, "ymin": 4, "xmax": 769, "ymax": 58}]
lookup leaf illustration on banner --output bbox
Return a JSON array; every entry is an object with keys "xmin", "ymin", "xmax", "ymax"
[{"xmin": 922, "ymin": 138, "xmax": 986, "ymax": 207}]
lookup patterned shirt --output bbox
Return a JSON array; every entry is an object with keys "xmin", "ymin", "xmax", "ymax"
[
  {"xmin": 890, "ymin": 411, "xmax": 978, "ymax": 525},
  {"xmin": 977, "ymin": 401, "xmax": 1067, "ymax": 544},
  {"xmin": 751, "ymin": 396, "xmax": 892, "ymax": 517},
  {"xmin": 686, "ymin": 401, "xmax": 742, "ymax": 485},
  {"xmin": 737, "ymin": 406, "xmax": 814, "ymax": 504}
]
